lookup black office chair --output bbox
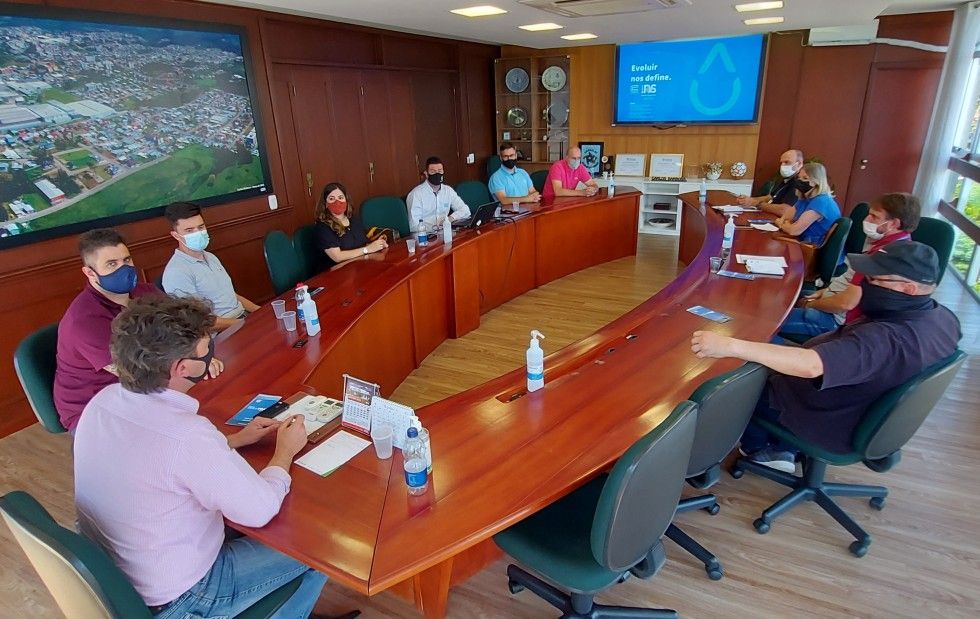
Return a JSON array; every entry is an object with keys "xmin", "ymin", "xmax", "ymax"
[
  {"xmin": 844, "ymin": 202, "xmax": 870, "ymax": 254},
  {"xmin": 494, "ymin": 401, "xmax": 698, "ymax": 619},
  {"xmin": 291, "ymin": 224, "xmax": 319, "ymax": 279},
  {"xmin": 732, "ymin": 350, "xmax": 966, "ymax": 556},
  {"xmin": 911, "ymin": 217, "xmax": 955, "ymax": 285},
  {"xmin": 666, "ymin": 363, "xmax": 767, "ymax": 580},
  {"xmin": 530, "ymin": 170, "xmax": 549, "ymax": 194}
]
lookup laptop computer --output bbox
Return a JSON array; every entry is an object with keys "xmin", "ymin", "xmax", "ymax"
[{"xmin": 452, "ymin": 201, "xmax": 499, "ymax": 230}]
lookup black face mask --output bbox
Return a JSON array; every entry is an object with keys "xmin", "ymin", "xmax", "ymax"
[
  {"xmin": 182, "ymin": 339, "xmax": 215, "ymax": 384},
  {"xmin": 427, "ymin": 172, "xmax": 444, "ymax": 186},
  {"xmin": 796, "ymin": 178, "xmax": 815, "ymax": 195},
  {"xmin": 502, "ymin": 159, "xmax": 517, "ymax": 170},
  {"xmin": 859, "ymin": 280, "xmax": 932, "ymax": 318}
]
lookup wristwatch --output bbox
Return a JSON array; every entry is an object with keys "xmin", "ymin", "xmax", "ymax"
[{"xmin": 363, "ymin": 247, "xmax": 368, "ymax": 255}]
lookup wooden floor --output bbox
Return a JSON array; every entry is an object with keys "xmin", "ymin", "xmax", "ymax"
[{"xmin": 1, "ymin": 235, "xmax": 978, "ymax": 618}]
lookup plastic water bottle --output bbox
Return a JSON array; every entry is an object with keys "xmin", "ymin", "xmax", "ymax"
[
  {"xmin": 417, "ymin": 220, "xmax": 429, "ymax": 247},
  {"xmin": 442, "ymin": 218, "xmax": 452, "ymax": 245},
  {"xmin": 699, "ymin": 178, "xmax": 707, "ymax": 202},
  {"xmin": 294, "ymin": 283, "xmax": 307, "ymax": 323},
  {"xmin": 607, "ymin": 173, "xmax": 616, "ymax": 197},
  {"xmin": 722, "ymin": 215, "xmax": 736, "ymax": 253},
  {"xmin": 404, "ymin": 427, "xmax": 429, "ymax": 495},
  {"xmin": 410, "ymin": 415, "xmax": 432, "ymax": 474},
  {"xmin": 526, "ymin": 330, "xmax": 546, "ymax": 392},
  {"xmin": 300, "ymin": 288, "xmax": 320, "ymax": 336}
]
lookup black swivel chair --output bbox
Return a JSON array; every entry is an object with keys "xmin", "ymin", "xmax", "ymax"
[
  {"xmin": 665, "ymin": 363, "xmax": 767, "ymax": 580},
  {"xmin": 494, "ymin": 402, "xmax": 698, "ymax": 619},
  {"xmin": 732, "ymin": 350, "xmax": 966, "ymax": 556}
]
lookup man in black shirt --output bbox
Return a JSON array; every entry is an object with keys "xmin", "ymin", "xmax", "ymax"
[
  {"xmin": 736, "ymin": 149, "xmax": 805, "ymax": 217},
  {"xmin": 691, "ymin": 241, "xmax": 961, "ymax": 472}
]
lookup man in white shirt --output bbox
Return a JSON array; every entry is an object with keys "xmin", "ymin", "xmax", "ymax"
[{"xmin": 406, "ymin": 156, "xmax": 471, "ymax": 232}]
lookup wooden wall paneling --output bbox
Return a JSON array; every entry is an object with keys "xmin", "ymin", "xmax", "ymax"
[
  {"xmin": 409, "ymin": 258, "xmax": 452, "ymax": 366},
  {"xmin": 267, "ymin": 65, "xmax": 306, "ymax": 226},
  {"xmin": 789, "ymin": 45, "xmax": 875, "ymax": 207},
  {"xmin": 378, "ymin": 72, "xmax": 421, "ymax": 196},
  {"xmin": 382, "ymin": 34, "xmax": 456, "ymax": 71},
  {"xmin": 325, "ymin": 69, "xmax": 374, "ymax": 206},
  {"xmin": 412, "ymin": 72, "xmax": 462, "ymax": 184},
  {"xmin": 280, "ymin": 66, "xmax": 335, "ymax": 217},
  {"xmin": 457, "ymin": 45, "xmax": 498, "ymax": 181},
  {"xmin": 262, "ymin": 17, "xmax": 382, "ymax": 65},
  {"xmin": 752, "ymin": 31, "xmax": 806, "ymax": 194},
  {"xmin": 877, "ymin": 11, "xmax": 954, "ymax": 46}
]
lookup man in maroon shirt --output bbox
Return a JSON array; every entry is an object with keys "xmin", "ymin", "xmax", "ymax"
[{"xmin": 54, "ymin": 228, "xmax": 224, "ymax": 432}]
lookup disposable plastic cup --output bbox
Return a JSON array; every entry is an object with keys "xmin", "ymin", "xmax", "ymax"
[
  {"xmin": 371, "ymin": 424, "xmax": 394, "ymax": 459},
  {"xmin": 281, "ymin": 311, "xmax": 297, "ymax": 332},
  {"xmin": 271, "ymin": 299, "xmax": 286, "ymax": 318},
  {"xmin": 709, "ymin": 257, "xmax": 723, "ymax": 273},
  {"xmin": 406, "ymin": 239, "xmax": 417, "ymax": 255}
]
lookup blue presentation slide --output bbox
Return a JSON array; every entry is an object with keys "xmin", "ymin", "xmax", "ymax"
[{"xmin": 615, "ymin": 34, "xmax": 764, "ymax": 124}]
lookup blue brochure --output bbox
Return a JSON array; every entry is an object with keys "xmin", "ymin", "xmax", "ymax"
[{"xmin": 226, "ymin": 394, "xmax": 282, "ymax": 426}]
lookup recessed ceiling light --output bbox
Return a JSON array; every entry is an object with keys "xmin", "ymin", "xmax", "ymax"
[
  {"xmin": 519, "ymin": 23, "xmax": 563, "ymax": 32},
  {"xmin": 450, "ymin": 5, "xmax": 507, "ymax": 17},
  {"xmin": 743, "ymin": 16, "xmax": 784, "ymax": 25},
  {"xmin": 561, "ymin": 33, "xmax": 598, "ymax": 41},
  {"xmin": 735, "ymin": 1, "xmax": 783, "ymax": 12}
]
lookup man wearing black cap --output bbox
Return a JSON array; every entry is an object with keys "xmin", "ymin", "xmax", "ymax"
[{"xmin": 690, "ymin": 241, "xmax": 961, "ymax": 471}]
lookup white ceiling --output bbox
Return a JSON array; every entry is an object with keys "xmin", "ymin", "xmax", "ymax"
[{"xmin": 201, "ymin": 0, "xmax": 964, "ymax": 48}]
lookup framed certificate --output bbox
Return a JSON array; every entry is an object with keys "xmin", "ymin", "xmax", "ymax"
[
  {"xmin": 649, "ymin": 154, "xmax": 685, "ymax": 180},
  {"xmin": 613, "ymin": 153, "xmax": 646, "ymax": 177}
]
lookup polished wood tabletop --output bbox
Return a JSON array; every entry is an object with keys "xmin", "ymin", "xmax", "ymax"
[{"xmin": 192, "ymin": 189, "xmax": 803, "ymax": 618}]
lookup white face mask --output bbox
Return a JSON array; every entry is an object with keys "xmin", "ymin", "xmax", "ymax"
[
  {"xmin": 862, "ymin": 219, "xmax": 886, "ymax": 241},
  {"xmin": 779, "ymin": 163, "xmax": 797, "ymax": 178}
]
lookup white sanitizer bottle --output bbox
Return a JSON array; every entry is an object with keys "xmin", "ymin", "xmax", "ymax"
[
  {"xmin": 526, "ymin": 330, "xmax": 546, "ymax": 392},
  {"xmin": 300, "ymin": 290, "xmax": 320, "ymax": 336}
]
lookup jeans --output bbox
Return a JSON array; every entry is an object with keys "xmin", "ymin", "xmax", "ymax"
[
  {"xmin": 740, "ymin": 388, "xmax": 797, "ymax": 456},
  {"xmin": 155, "ymin": 537, "xmax": 327, "ymax": 618},
  {"xmin": 776, "ymin": 307, "xmax": 839, "ymax": 340}
]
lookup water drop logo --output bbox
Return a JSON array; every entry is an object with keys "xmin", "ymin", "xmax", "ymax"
[{"xmin": 689, "ymin": 43, "xmax": 741, "ymax": 116}]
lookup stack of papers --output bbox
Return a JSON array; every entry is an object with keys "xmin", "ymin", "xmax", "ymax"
[
  {"xmin": 736, "ymin": 254, "xmax": 787, "ymax": 277},
  {"xmin": 712, "ymin": 205, "xmax": 760, "ymax": 213},
  {"xmin": 296, "ymin": 431, "xmax": 371, "ymax": 476},
  {"xmin": 750, "ymin": 222, "xmax": 779, "ymax": 232}
]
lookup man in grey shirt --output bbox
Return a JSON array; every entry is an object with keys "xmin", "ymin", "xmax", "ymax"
[{"xmin": 162, "ymin": 202, "xmax": 260, "ymax": 330}]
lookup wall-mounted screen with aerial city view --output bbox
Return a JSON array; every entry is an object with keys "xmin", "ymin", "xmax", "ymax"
[{"xmin": 0, "ymin": 5, "xmax": 272, "ymax": 249}]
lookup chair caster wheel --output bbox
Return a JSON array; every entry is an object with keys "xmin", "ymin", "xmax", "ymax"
[
  {"xmin": 508, "ymin": 580, "xmax": 525, "ymax": 594},
  {"xmin": 707, "ymin": 567, "xmax": 724, "ymax": 581},
  {"xmin": 705, "ymin": 503, "xmax": 720, "ymax": 516},
  {"xmin": 753, "ymin": 518, "xmax": 770, "ymax": 534},
  {"xmin": 869, "ymin": 497, "xmax": 885, "ymax": 511},
  {"xmin": 849, "ymin": 541, "xmax": 869, "ymax": 557},
  {"xmin": 730, "ymin": 468, "xmax": 744, "ymax": 479}
]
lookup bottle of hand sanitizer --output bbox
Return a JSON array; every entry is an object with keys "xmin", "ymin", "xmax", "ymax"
[
  {"xmin": 442, "ymin": 217, "xmax": 453, "ymax": 245},
  {"xmin": 300, "ymin": 289, "xmax": 320, "ymax": 336},
  {"xmin": 526, "ymin": 330, "xmax": 546, "ymax": 392}
]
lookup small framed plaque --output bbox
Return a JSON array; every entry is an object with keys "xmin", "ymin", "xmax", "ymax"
[
  {"xmin": 649, "ymin": 154, "xmax": 685, "ymax": 180},
  {"xmin": 613, "ymin": 153, "xmax": 646, "ymax": 177}
]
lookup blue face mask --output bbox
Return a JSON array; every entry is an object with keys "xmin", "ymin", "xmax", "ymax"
[
  {"xmin": 183, "ymin": 230, "xmax": 210, "ymax": 252},
  {"xmin": 568, "ymin": 158, "xmax": 581, "ymax": 170},
  {"xmin": 97, "ymin": 264, "xmax": 138, "ymax": 294}
]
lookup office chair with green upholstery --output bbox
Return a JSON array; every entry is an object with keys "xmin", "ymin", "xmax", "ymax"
[
  {"xmin": 530, "ymin": 170, "xmax": 549, "ymax": 194},
  {"xmin": 668, "ymin": 363, "xmax": 767, "ymax": 580},
  {"xmin": 732, "ymin": 350, "xmax": 966, "ymax": 557},
  {"xmin": 0, "ymin": 490, "xmax": 303, "ymax": 619},
  {"xmin": 911, "ymin": 217, "xmax": 955, "ymax": 285},
  {"xmin": 494, "ymin": 401, "xmax": 698, "ymax": 619},
  {"xmin": 486, "ymin": 154, "xmax": 501, "ymax": 180},
  {"xmin": 14, "ymin": 323, "xmax": 66, "ymax": 434},
  {"xmin": 263, "ymin": 230, "xmax": 304, "ymax": 296},
  {"xmin": 454, "ymin": 180, "xmax": 492, "ymax": 210},
  {"xmin": 361, "ymin": 196, "xmax": 411, "ymax": 238},
  {"xmin": 291, "ymin": 224, "xmax": 319, "ymax": 280},
  {"xmin": 813, "ymin": 217, "xmax": 851, "ymax": 287},
  {"xmin": 844, "ymin": 202, "xmax": 870, "ymax": 254}
]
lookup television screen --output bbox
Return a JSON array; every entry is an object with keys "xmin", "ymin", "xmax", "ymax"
[
  {"xmin": 0, "ymin": 6, "xmax": 272, "ymax": 248},
  {"xmin": 614, "ymin": 34, "xmax": 766, "ymax": 125}
]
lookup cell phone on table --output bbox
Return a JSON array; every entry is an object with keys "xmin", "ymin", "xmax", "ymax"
[
  {"xmin": 309, "ymin": 287, "xmax": 324, "ymax": 297},
  {"xmin": 256, "ymin": 401, "xmax": 289, "ymax": 418}
]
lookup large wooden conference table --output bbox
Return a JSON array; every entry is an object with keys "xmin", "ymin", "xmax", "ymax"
[{"xmin": 195, "ymin": 189, "xmax": 803, "ymax": 618}]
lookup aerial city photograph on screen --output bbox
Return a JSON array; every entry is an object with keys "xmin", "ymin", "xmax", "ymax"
[{"xmin": 0, "ymin": 13, "xmax": 268, "ymax": 240}]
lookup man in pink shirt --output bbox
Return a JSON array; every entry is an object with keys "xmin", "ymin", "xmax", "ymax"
[
  {"xmin": 542, "ymin": 147, "xmax": 599, "ymax": 199},
  {"xmin": 73, "ymin": 295, "xmax": 344, "ymax": 618}
]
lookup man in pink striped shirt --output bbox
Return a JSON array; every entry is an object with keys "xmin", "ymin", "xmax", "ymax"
[{"xmin": 74, "ymin": 295, "xmax": 336, "ymax": 618}]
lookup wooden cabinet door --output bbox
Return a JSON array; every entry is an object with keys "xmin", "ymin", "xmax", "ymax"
[
  {"xmin": 324, "ymin": 68, "xmax": 373, "ymax": 206},
  {"xmin": 282, "ymin": 65, "xmax": 335, "ymax": 215},
  {"xmin": 359, "ymin": 71, "xmax": 418, "ymax": 197},
  {"xmin": 412, "ymin": 72, "xmax": 461, "ymax": 184}
]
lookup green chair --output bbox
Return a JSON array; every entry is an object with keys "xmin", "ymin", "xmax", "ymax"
[
  {"xmin": 668, "ymin": 363, "xmax": 767, "ymax": 580},
  {"xmin": 454, "ymin": 180, "xmax": 492, "ymax": 210},
  {"xmin": 361, "ymin": 196, "xmax": 410, "ymax": 238},
  {"xmin": 530, "ymin": 169, "xmax": 549, "ymax": 194},
  {"xmin": 911, "ymin": 217, "xmax": 955, "ymax": 285},
  {"xmin": 291, "ymin": 224, "xmax": 319, "ymax": 279},
  {"xmin": 263, "ymin": 230, "xmax": 304, "ymax": 296},
  {"xmin": 494, "ymin": 401, "xmax": 698, "ymax": 619},
  {"xmin": 486, "ymin": 154, "xmax": 501, "ymax": 180},
  {"xmin": 758, "ymin": 178, "xmax": 776, "ymax": 199},
  {"xmin": 844, "ymin": 202, "xmax": 870, "ymax": 254},
  {"xmin": 14, "ymin": 324, "xmax": 66, "ymax": 434},
  {"xmin": 0, "ymin": 490, "xmax": 303, "ymax": 619},
  {"xmin": 797, "ymin": 216, "xmax": 851, "ymax": 296},
  {"xmin": 732, "ymin": 350, "xmax": 966, "ymax": 557}
]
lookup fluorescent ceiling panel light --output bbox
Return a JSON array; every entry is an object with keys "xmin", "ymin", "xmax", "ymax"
[
  {"xmin": 735, "ymin": 1, "xmax": 784, "ymax": 12},
  {"xmin": 450, "ymin": 5, "xmax": 507, "ymax": 17},
  {"xmin": 743, "ymin": 16, "xmax": 784, "ymax": 25},
  {"xmin": 519, "ymin": 23, "xmax": 563, "ymax": 31},
  {"xmin": 561, "ymin": 33, "xmax": 598, "ymax": 40}
]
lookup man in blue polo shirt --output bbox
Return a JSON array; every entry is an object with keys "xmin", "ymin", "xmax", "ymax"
[
  {"xmin": 691, "ymin": 241, "xmax": 960, "ymax": 471},
  {"xmin": 489, "ymin": 142, "xmax": 540, "ymax": 206}
]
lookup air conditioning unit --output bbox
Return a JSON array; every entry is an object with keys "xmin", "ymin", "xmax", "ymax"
[
  {"xmin": 808, "ymin": 21, "xmax": 879, "ymax": 47},
  {"xmin": 518, "ymin": 0, "xmax": 692, "ymax": 19}
]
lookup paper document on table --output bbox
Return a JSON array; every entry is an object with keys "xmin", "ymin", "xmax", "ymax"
[
  {"xmin": 712, "ymin": 205, "xmax": 760, "ymax": 213},
  {"xmin": 744, "ymin": 258, "xmax": 785, "ymax": 276},
  {"xmin": 736, "ymin": 254, "xmax": 788, "ymax": 268},
  {"xmin": 296, "ymin": 431, "xmax": 371, "ymax": 476},
  {"xmin": 750, "ymin": 223, "xmax": 779, "ymax": 232}
]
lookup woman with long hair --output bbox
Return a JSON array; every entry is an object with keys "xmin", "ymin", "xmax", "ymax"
[
  {"xmin": 774, "ymin": 162, "xmax": 841, "ymax": 246},
  {"xmin": 313, "ymin": 182, "xmax": 387, "ymax": 270}
]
